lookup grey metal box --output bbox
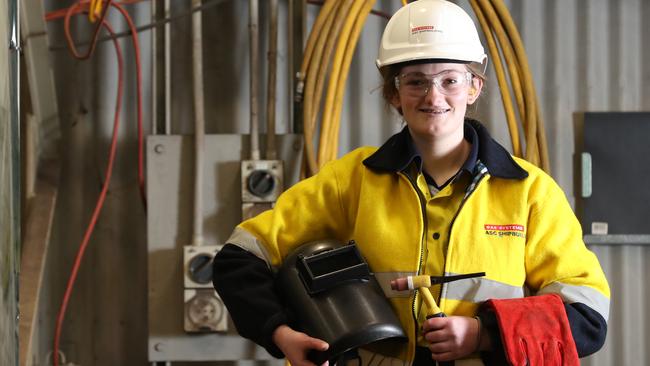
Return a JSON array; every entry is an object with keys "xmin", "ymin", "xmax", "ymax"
[{"xmin": 146, "ymin": 134, "xmax": 302, "ymax": 361}]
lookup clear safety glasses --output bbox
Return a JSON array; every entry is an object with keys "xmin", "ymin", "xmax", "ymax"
[{"xmin": 395, "ymin": 70, "xmax": 473, "ymax": 97}]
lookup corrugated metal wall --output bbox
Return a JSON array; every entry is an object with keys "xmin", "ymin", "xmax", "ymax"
[{"xmin": 40, "ymin": 0, "xmax": 649, "ymax": 364}]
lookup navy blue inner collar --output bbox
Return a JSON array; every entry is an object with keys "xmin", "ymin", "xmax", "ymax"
[{"xmin": 363, "ymin": 119, "xmax": 528, "ymax": 180}]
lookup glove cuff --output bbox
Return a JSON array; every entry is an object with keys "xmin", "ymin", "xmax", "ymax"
[{"xmin": 484, "ymin": 294, "xmax": 579, "ymax": 366}]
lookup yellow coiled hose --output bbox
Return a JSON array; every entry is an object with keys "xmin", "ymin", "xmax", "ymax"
[
  {"xmin": 470, "ymin": 0, "xmax": 550, "ymax": 171},
  {"xmin": 298, "ymin": 0, "xmax": 550, "ymax": 178}
]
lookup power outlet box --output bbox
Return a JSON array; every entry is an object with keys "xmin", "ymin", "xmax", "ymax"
[
  {"xmin": 184, "ymin": 288, "xmax": 228, "ymax": 332},
  {"xmin": 241, "ymin": 160, "xmax": 283, "ymax": 203},
  {"xmin": 183, "ymin": 245, "xmax": 227, "ymax": 332},
  {"xmin": 184, "ymin": 245, "xmax": 222, "ymax": 289}
]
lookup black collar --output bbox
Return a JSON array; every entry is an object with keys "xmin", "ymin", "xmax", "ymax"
[{"xmin": 362, "ymin": 119, "xmax": 528, "ymax": 179}]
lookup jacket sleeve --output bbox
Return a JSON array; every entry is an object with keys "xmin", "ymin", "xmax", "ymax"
[
  {"xmin": 479, "ymin": 171, "xmax": 610, "ymax": 364},
  {"xmin": 212, "ymin": 153, "xmax": 363, "ymax": 356},
  {"xmin": 212, "ymin": 244, "xmax": 287, "ymax": 358},
  {"xmin": 232, "ymin": 156, "xmax": 357, "ymax": 268}
]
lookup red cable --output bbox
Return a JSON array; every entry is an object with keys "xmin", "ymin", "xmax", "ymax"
[
  {"xmin": 52, "ymin": 7, "xmax": 122, "ymax": 366},
  {"xmin": 50, "ymin": 1, "xmax": 147, "ymax": 208},
  {"xmin": 63, "ymin": 1, "xmax": 111, "ymax": 59},
  {"xmin": 45, "ymin": 0, "xmax": 146, "ymax": 21},
  {"xmin": 110, "ymin": 1, "xmax": 147, "ymax": 210}
]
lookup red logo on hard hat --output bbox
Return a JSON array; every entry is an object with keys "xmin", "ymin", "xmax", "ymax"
[{"xmin": 411, "ymin": 25, "xmax": 440, "ymax": 34}]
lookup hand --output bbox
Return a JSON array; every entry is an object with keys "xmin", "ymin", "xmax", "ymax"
[
  {"xmin": 422, "ymin": 316, "xmax": 480, "ymax": 362},
  {"xmin": 272, "ymin": 325, "xmax": 330, "ymax": 366}
]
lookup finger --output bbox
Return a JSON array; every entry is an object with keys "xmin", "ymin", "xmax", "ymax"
[
  {"xmin": 306, "ymin": 337, "xmax": 329, "ymax": 351},
  {"xmin": 428, "ymin": 340, "xmax": 452, "ymax": 354},
  {"xmin": 517, "ymin": 338, "xmax": 542, "ymax": 366},
  {"xmin": 423, "ymin": 329, "xmax": 448, "ymax": 343},
  {"xmin": 543, "ymin": 340, "xmax": 562, "ymax": 364},
  {"xmin": 422, "ymin": 317, "xmax": 446, "ymax": 332}
]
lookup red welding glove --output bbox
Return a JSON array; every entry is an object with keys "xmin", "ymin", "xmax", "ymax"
[{"xmin": 483, "ymin": 294, "xmax": 579, "ymax": 366}]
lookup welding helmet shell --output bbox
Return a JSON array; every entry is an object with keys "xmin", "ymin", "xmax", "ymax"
[
  {"xmin": 376, "ymin": 0, "xmax": 487, "ymax": 69},
  {"xmin": 276, "ymin": 240, "xmax": 406, "ymax": 364}
]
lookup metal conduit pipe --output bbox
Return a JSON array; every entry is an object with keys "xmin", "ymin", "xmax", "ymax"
[
  {"xmin": 151, "ymin": 0, "xmax": 157, "ymax": 134},
  {"xmin": 265, "ymin": 0, "xmax": 279, "ymax": 159},
  {"xmin": 191, "ymin": 0, "xmax": 205, "ymax": 246},
  {"xmin": 249, "ymin": 0, "xmax": 260, "ymax": 160},
  {"xmin": 164, "ymin": 0, "xmax": 172, "ymax": 135}
]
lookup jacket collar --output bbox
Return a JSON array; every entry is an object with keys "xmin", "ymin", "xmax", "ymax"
[{"xmin": 362, "ymin": 119, "xmax": 528, "ymax": 179}]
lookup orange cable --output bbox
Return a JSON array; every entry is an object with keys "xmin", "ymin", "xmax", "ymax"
[
  {"xmin": 49, "ymin": 0, "xmax": 147, "ymax": 208},
  {"xmin": 52, "ymin": 3, "xmax": 123, "ymax": 366},
  {"xmin": 110, "ymin": 1, "xmax": 147, "ymax": 210}
]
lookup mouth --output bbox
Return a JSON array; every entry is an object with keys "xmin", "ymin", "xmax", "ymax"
[{"xmin": 418, "ymin": 107, "xmax": 451, "ymax": 114}]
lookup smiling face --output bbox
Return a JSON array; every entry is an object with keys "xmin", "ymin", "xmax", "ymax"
[{"xmin": 390, "ymin": 63, "xmax": 483, "ymax": 142}]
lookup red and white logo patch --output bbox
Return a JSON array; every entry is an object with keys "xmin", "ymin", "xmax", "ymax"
[
  {"xmin": 411, "ymin": 25, "xmax": 441, "ymax": 35},
  {"xmin": 484, "ymin": 224, "xmax": 525, "ymax": 238}
]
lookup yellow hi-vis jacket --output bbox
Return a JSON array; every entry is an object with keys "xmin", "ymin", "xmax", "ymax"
[{"xmin": 227, "ymin": 121, "xmax": 610, "ymax": 364}]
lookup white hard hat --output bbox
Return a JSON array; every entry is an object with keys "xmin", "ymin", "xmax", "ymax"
[{"xmin": 376, "ymin": 0, "xmax": 487, "ymax": 68}]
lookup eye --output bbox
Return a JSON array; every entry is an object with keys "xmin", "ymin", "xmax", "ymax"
[
  {"xmin": 438, "ymin": 71, "xmax": 466, "ymax": 88},
  {"xmin": 405, "ymin": 77, "xmax": 427, "ymax": 87},
  {"xmin": 441, "ymin": 77, "xmax": 459, "ymax": 86}
]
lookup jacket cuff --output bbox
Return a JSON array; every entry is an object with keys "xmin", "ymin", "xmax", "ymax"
[
  {"xmin": 261, "ymin": 312, "xmax": 289, "ymax": 358},
  {"xmin": 477, "ymin": 307, "xmax": 508, "ymax": 365}
]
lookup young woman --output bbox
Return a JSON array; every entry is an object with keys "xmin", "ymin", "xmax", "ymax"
[{"xmin": 213, "ymin": 1, "xmax": 610, "ymax": 365}]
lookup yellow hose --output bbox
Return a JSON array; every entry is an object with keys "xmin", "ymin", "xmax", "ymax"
[
  {"xmin": 298, "ymin": 0, "xmax": 336, "ymax": 177},
  {"xmin": 303, "ymin": 2, "xmax": 340, "ymax": 175},
  {"xmin": 318, "ymin": 0, "xmax": 367, "ymax": 165},
  {"xmin": 491, "ymin": 0, "xmax": 549, "ymax": 171},
  {"xmin": 469, "ymin": 0, "xmax": 549, "ymax": 172},
  {"xmin": 490, "ymin": 0, "xmax": 545, "ymax": 168},
  {"xmin": 298, "ymin": 0, "xmax": 549, "ymax": 177},
  {"xmin": 475, "ymin": 0, "xmax": 526, "ymax": 133},
  {"xmin": 299, "ymin": 0, "xmax": 338, "ymax": 78},
  {"xmin": 469, "ymin": 1, "xmax": 521, "ymax": 157},
  {"xmin": 307, "ymin": 0, "xmax": 353, "ymax": 167},
  {"xmin": 325, "ymin": 0, "xmax": 376, "ymax": 162}
]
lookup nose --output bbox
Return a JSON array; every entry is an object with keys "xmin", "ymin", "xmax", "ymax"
[{"xmin": 423, "ymin": 82, "xmax": 446, "ymax": 103}]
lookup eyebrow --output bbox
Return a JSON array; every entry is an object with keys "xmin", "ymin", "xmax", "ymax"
[{"xmin": 402, "ymin": 69, "xmax": 462, "ymax": 76}]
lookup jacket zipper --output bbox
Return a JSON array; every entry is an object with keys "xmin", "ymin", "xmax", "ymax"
[
  {"xmin": 439, "ymin": 167, "xmax": 489, "ymax": 304},
  {"xmin": 399, "ymin": 171, "xmax": 429, "ymax": 349}
]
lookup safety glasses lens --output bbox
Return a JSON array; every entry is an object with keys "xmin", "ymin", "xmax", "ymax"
[{"xmin": 397, "ymin": 71, "xmax": 470, "ymax": 96}]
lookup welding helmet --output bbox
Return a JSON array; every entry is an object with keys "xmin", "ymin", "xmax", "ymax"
[
  {"xmin": 376, "ymin": 0, "xmax": 487, "ymax": 69},
  {"xmin": 276, "ymin": 240, "xmax": 407, "ymax": 364}
]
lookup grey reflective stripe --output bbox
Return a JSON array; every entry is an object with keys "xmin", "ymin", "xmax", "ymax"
[
  {"xmin": 226, "ymin": 227, "xmax": 274, "ymax": 267},
  {"xmin": 537, "ymin": 282, "xmax": 610, "ymax": 321},
  {"xmin": 374, "ymin": 272, "xmax": 417, "ymax": 298},
  {"xmin": 443, "ymin": 274, "xmax": 524, "ymax": 303}
]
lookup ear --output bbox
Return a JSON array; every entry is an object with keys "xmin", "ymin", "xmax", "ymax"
[
  {"xmin": 390, "ymin": 93, "xmax": 403, "ymax": 113},
  {"xmin": 467, "ymin": 77, "xmax": 484, "ymax": 105}
]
